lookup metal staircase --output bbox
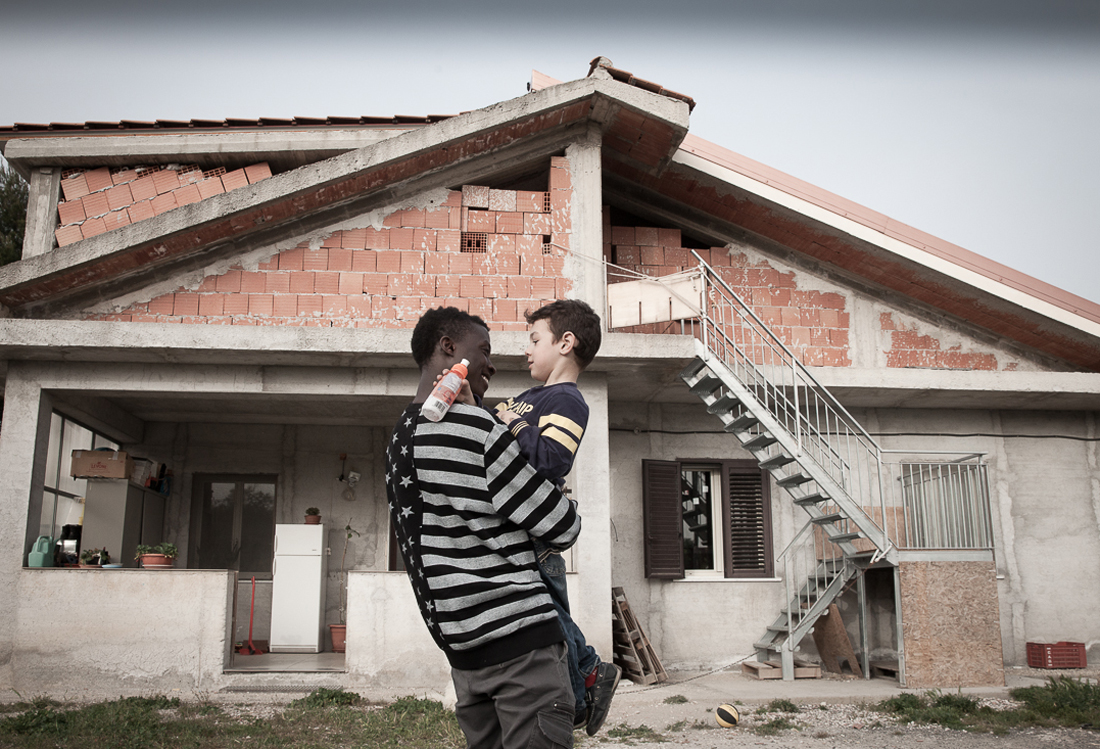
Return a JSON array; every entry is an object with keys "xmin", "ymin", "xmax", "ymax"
[
  {"xmin": 607, "ymin": 251, "xmax": 997, "ymax": 682},
  {"xmin": 615, "ymin": 251, "xmax": 901, "ymax": 679}
]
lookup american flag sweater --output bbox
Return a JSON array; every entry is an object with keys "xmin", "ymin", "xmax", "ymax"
[{"xmin": 385, "ymin": 402, "xmax": 582, "ymax": 669}]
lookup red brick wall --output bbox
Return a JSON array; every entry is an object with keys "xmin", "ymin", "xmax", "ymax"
[
  {"xmin": 82, "ymin": 158, "xmax": 574, "ymax": 331},
  {"xmin": 881, "ymin": 313, "xmax": 998, "ymax": 370},
  {"xmin": 56, "ymin": 163, "xmax": 271, "ymax": 247},
  {"xmin": 605, "ymin": 222, "xmax": 852, "ymax": 367}
]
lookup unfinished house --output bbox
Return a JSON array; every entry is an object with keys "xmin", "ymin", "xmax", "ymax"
[{"xmin": 1, "ymin": 59, "xmax": 1098, "ymax": 697}]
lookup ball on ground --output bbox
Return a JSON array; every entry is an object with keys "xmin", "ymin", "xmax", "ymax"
[{"xmin": 715, "ymin": 703, "xmax": 739, "ymax": 727}]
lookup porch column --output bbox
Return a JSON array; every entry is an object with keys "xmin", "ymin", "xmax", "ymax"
[
  {"xmin": 0, "ymin": 365, "xmax": 53, "ymax": 686},
  {"xmin": 573, "ymin": 373, "xmax": 613, "ymax": 662},
  {"xmin": 565, "ymin": 125, "xmax": 605, "ymax": 320}
]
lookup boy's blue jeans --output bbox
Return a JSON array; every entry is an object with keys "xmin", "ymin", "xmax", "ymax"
[{"xmin": 534, "ymin": 538, "xmax": 599, "ymax": 716}]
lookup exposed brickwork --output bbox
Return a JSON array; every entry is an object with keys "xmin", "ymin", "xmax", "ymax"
[
  {"xmin": 54, "ymin": 163, "xmax": 273, "ymax": 248},
  {"xmin": 880, "ymin": 312, "xmax": 998, "ymax": 370},
  {"xmin": 83, "ymin": 159, "xmax": 574, "ymax": 332},
  {"xmin": 607, "ymin": 223, "xmax": 851, "ymax": 367}
]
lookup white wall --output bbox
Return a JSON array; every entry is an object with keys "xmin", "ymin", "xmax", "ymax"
[
  {"xmin": 12, "ymin": 569, "xmax": 234, "ymax": 696},
  {"xmin": 608, "ymin": 401, "xmax": 1100, "ymax": 670}
]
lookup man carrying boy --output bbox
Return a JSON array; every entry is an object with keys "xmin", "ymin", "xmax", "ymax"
[
  {"xmin": 493, "ymin": 300, "xmax": 622, "ymax": 735},
  {"xmin": 386, "ymin": 306, "xmax": 582, "ymax": 749}
]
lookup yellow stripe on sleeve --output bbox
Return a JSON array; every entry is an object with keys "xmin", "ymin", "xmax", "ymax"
[
  {"xmin": 538, "ymin": 413, "xmax": 584, "ymax": 440},
  {"xmin": 542, "ymin": 425, "xmax": 579, "ymax": 454}
]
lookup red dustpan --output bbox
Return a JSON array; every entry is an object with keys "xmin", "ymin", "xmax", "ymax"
[{"xmin": 238, "ymin": 577, "xmax": 266, "ymax": 655}]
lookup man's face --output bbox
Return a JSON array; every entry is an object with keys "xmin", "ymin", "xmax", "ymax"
[{"xmin": 453, "ymin": 325, "xmax": 495, "ymax": 399}]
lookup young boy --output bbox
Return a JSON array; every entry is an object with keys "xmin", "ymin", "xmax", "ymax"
[{"xmin": 492, "ymin": 299, "xmax": 622, "ymax": 736}]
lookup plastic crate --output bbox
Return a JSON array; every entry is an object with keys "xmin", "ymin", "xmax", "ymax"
[{"xmin": 1026, "ymin": 641, "xmax": 1087, "ymax": 669}]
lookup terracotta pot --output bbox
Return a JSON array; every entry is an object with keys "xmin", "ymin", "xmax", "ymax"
[
  {"xmin": 139, "ymin": 553, "xmax": 173, "ymax": 568},
  {"xmin": 330, "ymin": 624, "xmax": 347, "ymax": 653},
  {"xmin": 304, "ymin": 515, "xmax": 321, "ymax": 525}
]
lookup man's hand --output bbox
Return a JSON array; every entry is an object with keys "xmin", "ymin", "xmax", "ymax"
[
  {"xmin": 433, "ymin": 369, "xmax": 476, "ymax": 405},
  {"xmin": 496, "ymin": 410, "xmax": 519, "ymax": 425}
]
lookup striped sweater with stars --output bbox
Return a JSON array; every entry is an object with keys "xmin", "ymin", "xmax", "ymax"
[{"xmin": 385, "ymin": 401, "xmax": 582, "ymax": 670}]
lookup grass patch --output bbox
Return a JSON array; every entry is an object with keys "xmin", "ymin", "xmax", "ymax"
[
  {"xmin": 877, "ymin": 678, "xmax": 1100, "ymax": 734},
  {"xmin": 754, "ymin": 716, "xmax": 801, "ymax": 735},
  {"xmin": 766, "ymin": 698, "xmax": 800, "ymax": 713},
  {"xmin": 0, "ymin": 693, "xmax": 465, "ymax": 749},
  {"xmin": 662, "ymin": 694, "xmax": 688, "ymax": 704},
  {"xmin": 666, "ymin": 719, "xmax": 687, "ymax": 731},
  {"xmin": 289, "ymin": 686, "xmax": 362, "ymax": 709},
  {"xmin": 605, "ymin": 723, "xmax": 664, "ymax": 743}
]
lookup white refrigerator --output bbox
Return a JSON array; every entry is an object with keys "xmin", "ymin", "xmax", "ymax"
[{"xmin": 270, "ymin": 524, "xmax": 328, "ymax": 653}]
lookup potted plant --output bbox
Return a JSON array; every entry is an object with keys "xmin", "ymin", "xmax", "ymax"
[
  {"xmin": 304, "ymin": 507, "xmax": 322, "ymax": 525},
  {"xmin": 330, "ymin": 521, "xmax": 360, "ymax": 653},
  {"xmin": 135, "ymin": 542, "xmax": 178, "ymax": 569},
  {"xmin": 79, "ymin": 547, "xmax": 109, "ymax": 567}
]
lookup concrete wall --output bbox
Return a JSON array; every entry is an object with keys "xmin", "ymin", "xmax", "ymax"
[
  {"xmin": 11, "ymin": 569, "xmax": 234, "ymax": 696},
  {"xmin": 608, "ymin": 400, "xmax": 1100, "ymax": 671}
]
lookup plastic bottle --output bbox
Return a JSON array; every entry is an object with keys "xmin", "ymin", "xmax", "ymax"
[{"xmin": 421, "ymin": 359, "xmax": 469, "ymax": 422}]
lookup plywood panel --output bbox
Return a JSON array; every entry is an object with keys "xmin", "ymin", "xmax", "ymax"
[{"xmin": 899, "ymin": 561, "xmax": 1004, "ymax": 687}]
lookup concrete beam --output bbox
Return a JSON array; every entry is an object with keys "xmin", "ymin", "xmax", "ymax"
[
  {"xmin": 21, "ymin": 168, "xmax": 61, "ymax": 260},
  {"xmin": 2, "ymin": 129, "xmax": 410, "ymax": 179}
]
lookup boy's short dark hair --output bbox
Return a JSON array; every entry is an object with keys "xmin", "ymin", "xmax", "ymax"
[
  {"xmin": 411, "ymin": 306, "xmax": 489, "ymax": 369},
  {"xmin": 525, "ymin": 299, "xmax": 602, "ymax": 369}
]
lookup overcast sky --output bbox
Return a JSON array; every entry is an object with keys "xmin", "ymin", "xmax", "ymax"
[{"xmin": 3, "ymin": 1, "xmax": 1098, "ymax": 304}]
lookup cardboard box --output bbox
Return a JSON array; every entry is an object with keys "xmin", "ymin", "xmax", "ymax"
[{"xmin": 71, "ymin": 450, "xmax": 133, "ymax": 479}]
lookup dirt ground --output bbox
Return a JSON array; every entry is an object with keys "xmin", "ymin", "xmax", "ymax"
[{"xmin": 592, "ymin": 664, "xmax": 1100, "ymax": 748}]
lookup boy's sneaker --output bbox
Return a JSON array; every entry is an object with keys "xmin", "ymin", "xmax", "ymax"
[{"xmin": 585, "ymin": 662, "xmax": 622, "ymax": 736}]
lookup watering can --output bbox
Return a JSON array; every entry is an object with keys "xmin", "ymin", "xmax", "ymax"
[{"xmin": 27, "ymin": 536, "xmax": 55, "ymax": 567}]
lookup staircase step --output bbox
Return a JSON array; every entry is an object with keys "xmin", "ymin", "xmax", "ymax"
[
  {"xmin": 828, "ymin": 532, "xmax": 862, "ymax": 544},
  {"xmin": 708, "ymin": 394, "xmax": 741, "ymax": 415},
  {"xmin": 689, "ymin": 374, "xmax": 722, "ymax": 397},
  {"xmin": 743, "ymin": 432, "xmax": 777, "ymax": 449},
  {"xmin": 810, "ymin": 513, "xmax": 845, "ymax": 525},
  {"xmin": 759, "ymin": 452, "xmax": 795, "ymax": 470},
  {"xmin": 753, "ymin": 640, "xmax": 782, "ymax": 652},
  {"xmin": 679, "ymin": 358, "xmax": 708, "ymax": 380},
  {"xmin": 724, "ymin": 411, "xmax": 758, "ymax": 430},
  {"xmin": 777, "ymin": 473, "xmax": 812, "ymax": 488},
  {"xmin": 794, "ymin": 492, "xmax": 829, "ymax": 506}
]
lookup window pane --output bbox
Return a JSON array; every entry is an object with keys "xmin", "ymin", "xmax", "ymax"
[
  {"xmin": 681, "ymin": 469, "xmax": 714, "ymax": 570},
  {"xmin": 239, "ymin": 483, "xmax": 275, "ymax": 575},
  {"xmin": 92, "ymin": 434, "xmax": 120, "ymax": 450},
  {"xmin": 44, "ymin": 413, "xmax": 62, "ymax": 491},
  {"xmin": 199, "ymin": 482, "xmax": 237, "ymax": 569},
  {"xmin": 58, "ymin": 421, "xmax": 93, "ymax": 497},
  {"xmin": 39, "ymin": 490, "xmax": 57, "ymax": 538}
]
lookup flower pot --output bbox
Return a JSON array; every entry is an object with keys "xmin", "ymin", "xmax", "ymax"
[
  {"xmin": 138, "ymin": 553, "xmax": 174, "ymax": 569},
  {"xmin": 329, "ymin": 624, "xmax": 346, "ymax": 653},
  {"xmin": 304, "ymin": 515, "xmax": 321, "ymax": 525}
]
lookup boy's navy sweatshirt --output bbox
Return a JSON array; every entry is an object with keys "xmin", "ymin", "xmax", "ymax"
[{"xmin": 494, "ymin": 382, "xmax": 589, "ymax": 485}]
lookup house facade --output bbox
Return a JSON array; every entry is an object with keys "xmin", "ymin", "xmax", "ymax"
[{"xmin": 1, "ymin": 60, "xmax": 1098, "ymax": 697}]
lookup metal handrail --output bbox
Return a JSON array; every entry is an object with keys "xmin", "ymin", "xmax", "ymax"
[{"xmin": 684, "ymin": 253, "xmax": 888, "ymax": 546}]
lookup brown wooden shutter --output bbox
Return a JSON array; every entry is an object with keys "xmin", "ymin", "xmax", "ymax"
[
  {"xmin": 642, "ymin": 459, "xmax": 684, "ymax": 579},
  {"xmin": 723, "ymin": 463, "xmax": 773, "ymax": 578}
]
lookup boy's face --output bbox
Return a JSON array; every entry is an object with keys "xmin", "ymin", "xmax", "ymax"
[
  {"xmin": 452, "ymin": 325, "xmax": 495, "ymax": 399},
  {"xmin": 524, "ymin": 318, "xmax": 563, "ymax": 383}
]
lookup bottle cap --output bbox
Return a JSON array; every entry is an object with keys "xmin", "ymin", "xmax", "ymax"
[{"xmin": 452, "ymin": 358, "xmax": 470, "ymax": 377}]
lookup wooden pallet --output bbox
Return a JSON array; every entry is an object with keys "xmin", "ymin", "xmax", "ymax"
[
  {"xmin": 742, "ymin": 658, "xmax": 822, "ymax": 680},
  {"xmin": 611, "ymin": 587, "xmax": 667, "ymax": 685}
]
